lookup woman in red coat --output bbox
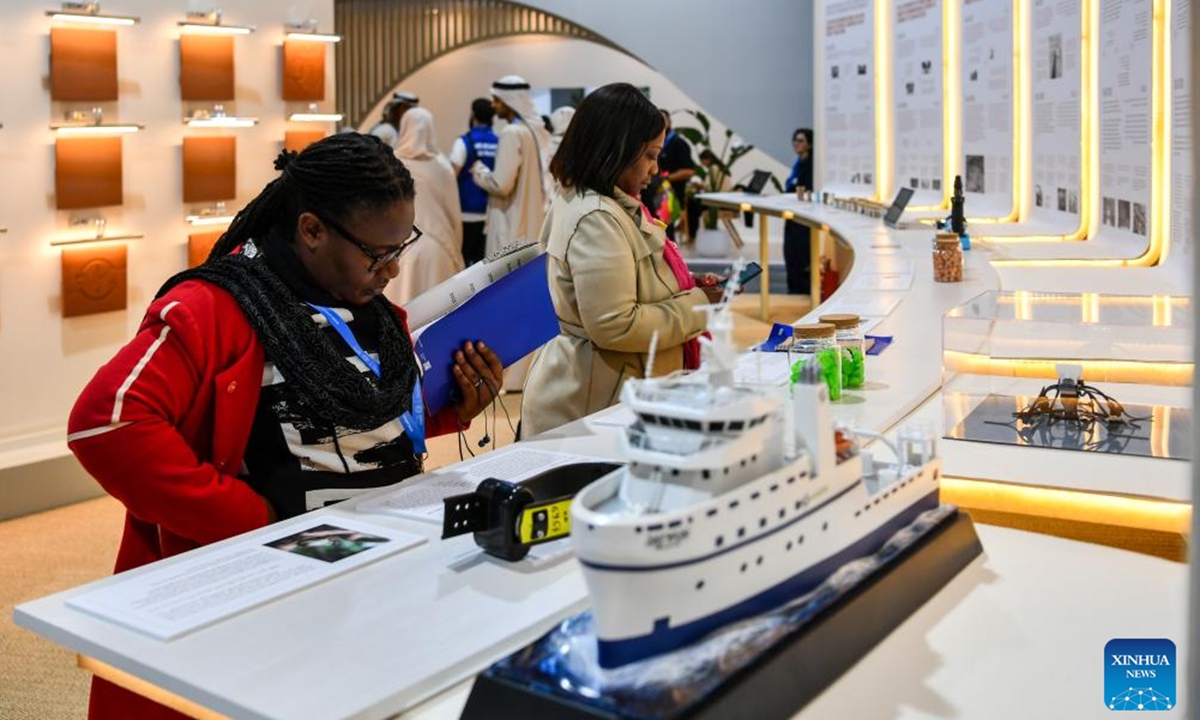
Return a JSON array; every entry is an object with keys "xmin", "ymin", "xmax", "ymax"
[{"xmin": 67, "ymin": 133, "xmax": 503, "ymax": 720}]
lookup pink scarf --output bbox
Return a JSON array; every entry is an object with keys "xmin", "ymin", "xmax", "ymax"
[{"xmin": 643, "ymin": 204, "xmax": 706, "ymax": 370}]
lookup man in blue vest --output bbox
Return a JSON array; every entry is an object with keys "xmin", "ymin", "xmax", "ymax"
[{"xmin": 449, "ymin": 98, "xmax": 498, "ymax": 266}]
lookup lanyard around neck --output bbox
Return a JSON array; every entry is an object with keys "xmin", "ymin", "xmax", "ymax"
[{"xmin": 307, "ymin": 303, "xmax": 427, "ymax": 454}]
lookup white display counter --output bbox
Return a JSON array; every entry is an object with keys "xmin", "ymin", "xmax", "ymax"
[{"xmin": 13, "ymin": 195, "xmax": 1190, "ymax": 719}]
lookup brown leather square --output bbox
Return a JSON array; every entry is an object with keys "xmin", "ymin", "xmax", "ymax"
[
  {"xmin": 282, "ymin": 40, "xmax": 326, "ymax": 101},
  {"xmin": 180, "ymin": 34, "xmax": 235, "ymax": 101},
  {"xmin": 284, "ymin": 130, "xmax": 326, "ymax": 152},
  {"xmin": 62, "ymin": 243, "xmax": 127, "ymax": 317},
  {"xmin": 182, "ymin": 136, "xmax": 237, "ymax": 202},
  {"xmin": 55, "ymin": 136, "xmax": 124, "ymax": 210},
  {"xmin": 187, "ymin": 231, "xmax": 224, "ymax": 268},
  {"xmin": 50, "ymin": 27, "xmax": 119, "ymax": 101}
]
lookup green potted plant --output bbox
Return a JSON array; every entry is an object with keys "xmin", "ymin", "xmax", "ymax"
[{"xmin": 675, "ymin": 109, "xmax": 782, "ymax": 256}]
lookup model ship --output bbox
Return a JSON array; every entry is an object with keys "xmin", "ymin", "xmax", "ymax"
[{"xmin": 570, "ymin": 284, "xmax": 942, "ymax": 669}]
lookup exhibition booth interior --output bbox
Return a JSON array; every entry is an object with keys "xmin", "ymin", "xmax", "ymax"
[{"xmin": 1, "ymin": 0, "xmax": 1196, "ymax": 718}]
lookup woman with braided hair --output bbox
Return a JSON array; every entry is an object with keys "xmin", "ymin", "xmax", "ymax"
[{"xmin": 67, "ymin": 132, "xmax": 502, "ymax": 720}]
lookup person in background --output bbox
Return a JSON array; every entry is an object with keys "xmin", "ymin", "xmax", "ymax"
[
  {"xmin": 368, "ymin": 90, "xmax": 419, "ymax": 148},
  {"xmin": 686, "ymin": 148, "xmax": 733, "ymax": 239},
  {"xmin": 521, "ymin": 83, "xmax": 720, "ymax": 438},
  {"xmin": 470, "ymin": 75, "xmax": 550, "ymax": 256},
  {"xmin": 449, "ymin": 98, "xmax": 498, "ymax": 266},
  {"xmin": 784, "ymin": 127, "xmax": 814, "ymax": 295},
  {"xmin": 642, "ymin": 108, "xmax": 696, "ymax": 241},
  {"xmin": 547, "ymin": 105, "xmax": 576, "ymax": 160},
  {"xmin": 67, "ymin": 133, "xmax": 501, "ymax": 720},
  {"xmin": 391, "ymin": 107, "xmax": 465, "ymax": 304}
]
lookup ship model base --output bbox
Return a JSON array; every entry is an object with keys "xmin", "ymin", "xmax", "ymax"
[{"xmin": 460, "ymin": 509, "xmax": 983, "ymax": 720}]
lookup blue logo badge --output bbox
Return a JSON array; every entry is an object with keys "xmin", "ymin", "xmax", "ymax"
[{"xmin": 1105, "ymin": 639, "xmax": 1176, "ymax": 711}]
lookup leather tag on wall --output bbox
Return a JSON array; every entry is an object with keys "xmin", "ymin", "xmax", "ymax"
[
  {"xmin": 182, "ymin": 136, "xmax": 237, "ymax": 203},
  {"xmin": 50, "ymin": 27, "xmax": 119, "ymax": 101},
  {"xmin": 187, "ymin": 231, "xmax": 224, "ymax": 268},
  {"xmin": 55, "ymin": 136, "xmax": 124, "ymax": 210},
  {"xmin": 285, "ymin": 130, "xmax": 326, "ymax": 153},
  {"xmin": 282, "ymin": 40, "xmax": 325, "ymax": 101},
  {"xmin": 180, "ymin": 34, "xmax": 235, "ymax": 101},
  {"xmin": 62, "ymin": 243, "xmax": 127, "ymax": 317}
]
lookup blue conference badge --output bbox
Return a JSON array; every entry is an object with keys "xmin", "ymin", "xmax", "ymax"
[{"xmin": 1104, "ymin": 639, "xmax": 1176, "ymax": 711}]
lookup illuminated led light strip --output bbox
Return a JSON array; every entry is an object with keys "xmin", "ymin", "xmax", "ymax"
[
  {"xmin": 52, "ymin": 124, "xmax": 142, "ymax": 135},
  {"xmin": 941, "ymin": 477, "xmax": 1192, "ymax": 535},
  {"xmin": 288, "ymin": 113, "xmax": 344, "ymax": 123},
  {"xmin": 990, "ymin": 292, "xmax": 1188, "ymax": 309},
  {"xmin": 184, "ymin": 117, "xmax": 258, "ymax": 128},
  {"xmin": 177, "ymin": 22, "xmax": 254, "ymax": 35},
  {"xmin": 942, "ymin": 350, "xmax": 1193, "ymax": 386},
  {"xmin": 873, "ymin": 0, "xmax": 890, "ymax": 203},
  {"xmin": 966, "ymin": 0, "xmax": 1023, "ymax": 224},
  {"xmin": 45, "ymin": 11, "xmax": 138, "ymax": 26},
  {"xmin": 990, "ymin": 0, "xmax": 1169, "ymax": 264},
  {"xmin": 285, "ymin": 32, "xmax": 342, "ymax": 43},
  {"xmin": 50, "ymin": 234, "xmax": 142, "ymax": 247},
  {"xmin": 185, "ymin": 215, "xmax": 236, "ymax": 226}
]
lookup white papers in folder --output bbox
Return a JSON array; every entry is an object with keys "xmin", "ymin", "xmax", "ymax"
[
  {"xmin": 67, "ymin": 518, "xmax": 423, "ymax": 641},
  {"xmin": 357, "ymin": 448, "xmax": 616, "ymax": 523},
  {"xmin": 403, "ymin": 243, "xmax": 541, "ymax": 331}
]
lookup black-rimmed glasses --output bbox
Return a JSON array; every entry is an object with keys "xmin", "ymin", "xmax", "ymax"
[{"xmin": 317, "ymin": 213, "xmax": 423, "ymax": 272}]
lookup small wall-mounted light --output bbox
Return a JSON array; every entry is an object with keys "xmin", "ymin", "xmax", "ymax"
[
  {"xmin": 51, "ymin": 107, "xmax": 142, "ymax": 135},
  {"xmin": 186, "ymin": 202, "xmax": 236, "ymax": 226},
  {"xmin": 51, "ymin": 217, "xmax": 143, "ymax": 247},
  {"xmin": 284, "ymin": 18, "xmax": 340, "ymax": 43},
  {"xmin": 289, "ymin": 104, "xmax": 343, "ymax": 123},
  {"xmin": 185, "ymin": 105, "xmax": 258, "ymax": 128},
  {"xmin": 46, "ymin": 2, "xmax": 138, "ymax": 26},
  {"xmin": 178, "ymin": 9, "xmax": 253, "ymax": 35}
]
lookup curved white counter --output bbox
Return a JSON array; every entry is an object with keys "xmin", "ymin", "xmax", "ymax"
[{"xmin": 13, "ymin": 195, "xmax": 1190, "ymax": 720}]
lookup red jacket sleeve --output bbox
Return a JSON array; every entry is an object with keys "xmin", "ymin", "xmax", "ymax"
[{"xmin": 67, "ymin": 285, "xmax": 271, "ymax": 546}]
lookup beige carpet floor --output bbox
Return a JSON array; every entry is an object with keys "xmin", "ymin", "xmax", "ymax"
[{"xmin": 0, "ymin": 297, "xmax": 807, "ymax": 719}]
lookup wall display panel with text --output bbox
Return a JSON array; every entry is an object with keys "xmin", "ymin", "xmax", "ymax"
[
  {"xmin": 960, "ymin": 0, "xmax": 1014, "ymax": 218},
  {"xmin": 893, "ymin": 0, "xmax": 945, "ymax": 207},
  {"xmin": 1168, "ymin": 0, "xmax": 1191, "ymax": 277},
  {"xmin": 1094, "ymin": 0, "xmax": 1154, "ymax": 255},
  {"xmin": 821, "ymin": 0, "xmax": 877, "ymax": 195},
  {"xmin": 1029, "ymin": 0, "xmax": 1083, "ymax": 230}
]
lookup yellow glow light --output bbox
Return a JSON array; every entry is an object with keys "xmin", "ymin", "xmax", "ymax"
[
  {"xmin": 739, "ymin": 202, "xmax": 752, "ymax": 212},
  {"xmin": 942, "ymin": 350, "xmax": 1193, "ymax": 386},
  {"xmin": 1152, "ymin": 295, "xmax": 1173, "ymax": 326},
  {"xmin": 185, "ymin": 117, "xmax": 258, "ymax": 128},
  {"xmin": 178, "ymin": 22, "xmax": 254, "ymax": 35},
  {"xmin": 52, "ymin": 125, "xmax": 142, "ymax": 135},
  {"xmin": 1081, "ymin": 292, "xmax": 1101, "ymax": 323},
  {"xmin": 185, "ymin": 215, "xmax": 236, "ymax": 227},
  {"xmin": 288, "ymin": 113, "xmax": 344, "ymax": 123},
  {"xmin": 873, "ymin": 0, "xmax": 891, "ymax": 203},
  {"xmin": 46, "ymin": 11, "xmax": 138, "ymax": 26},
  {"xmin": 941, "ymin": 477, "xmax": 1192, "ymax": 535},
  {"xmin": 284, "ymin": 32, "xmax": 342, "ymax": 43}
]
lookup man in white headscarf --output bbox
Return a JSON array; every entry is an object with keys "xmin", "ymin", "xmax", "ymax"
[
  {"xmin": 369, "ymin": 90, "xmax": 419, "ymax": 148},
  {"xmin": 389, "ymin": 107, "xmax": 465, "ymax": 305},
  {"xmin": 470, "ymin": 75, "xmax": 550, "ymax": 256}
]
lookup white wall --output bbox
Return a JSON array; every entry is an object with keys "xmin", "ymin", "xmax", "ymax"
[
  {"xmin": 0, "ymin": 0, "xmax": 334, "ymax": 464},
  {"xmin": 516, "ymin": 0, "xmax": 813, "ymax": 164},
  {"xmin": 361, "ymin": 34, "xmax": 790, "ymax": 186}
]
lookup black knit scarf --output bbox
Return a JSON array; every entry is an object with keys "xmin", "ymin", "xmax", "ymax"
[{"xmin": 158, "ymin": 245, "xmax": 417, "ymax": 433}]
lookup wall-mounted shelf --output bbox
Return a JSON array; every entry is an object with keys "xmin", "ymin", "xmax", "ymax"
[
  {"xmin": 46, "ymin": 7, "xmax": 139, "ymax": 26},
  {"xmin": 178, "ymin": 21, "xmax": 253, "ymax": 35},
  {"xmin": 51, "ymin": 218, "xmax": 141, "ymax": 246},
  {"xmin": 51, "ymin": 123, "xmax": 142, "ymax": 135},
  {"xmin": 184, "ymin": 116, "xmax": 258, "ymax": 128}
]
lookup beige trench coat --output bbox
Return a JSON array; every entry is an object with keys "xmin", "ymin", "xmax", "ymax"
[{"xmin": 520, "ymin": 186, "xmax": 709, "ymax": 437}]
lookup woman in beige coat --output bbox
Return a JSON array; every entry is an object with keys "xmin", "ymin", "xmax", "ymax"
[{"xmin": 521, "ymin": 84, "xmax": 724, "ymax": 437}]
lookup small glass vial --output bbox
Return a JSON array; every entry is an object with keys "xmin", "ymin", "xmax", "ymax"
[
  {"xmin": 819, "ymin": 312, "xmax": 865, "ymax": 389},
  {"xmin": 788, "ymin": 322, "xmax": 842, "ymax": 401},
  {"xmin": 933, "ymin": 232, "xmax": 963, "ymax": 282}
]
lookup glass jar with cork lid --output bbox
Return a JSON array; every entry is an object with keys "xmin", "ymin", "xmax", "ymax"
[
  {"xmin": 819, "ymin": 313, "xmax": 865, "ymax": 389},
  {"xmin": 933, "ymin": 232, "xmax": 963, "ymax": 282},
  {"xmin": 788, "ymin": 322, "xmax": 842, "ymax": 400}
]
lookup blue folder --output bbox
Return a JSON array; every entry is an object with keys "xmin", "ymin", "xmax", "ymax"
[{"xmin": 414, "ymin": 254, "xmax": 558, "ymax": 414}]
